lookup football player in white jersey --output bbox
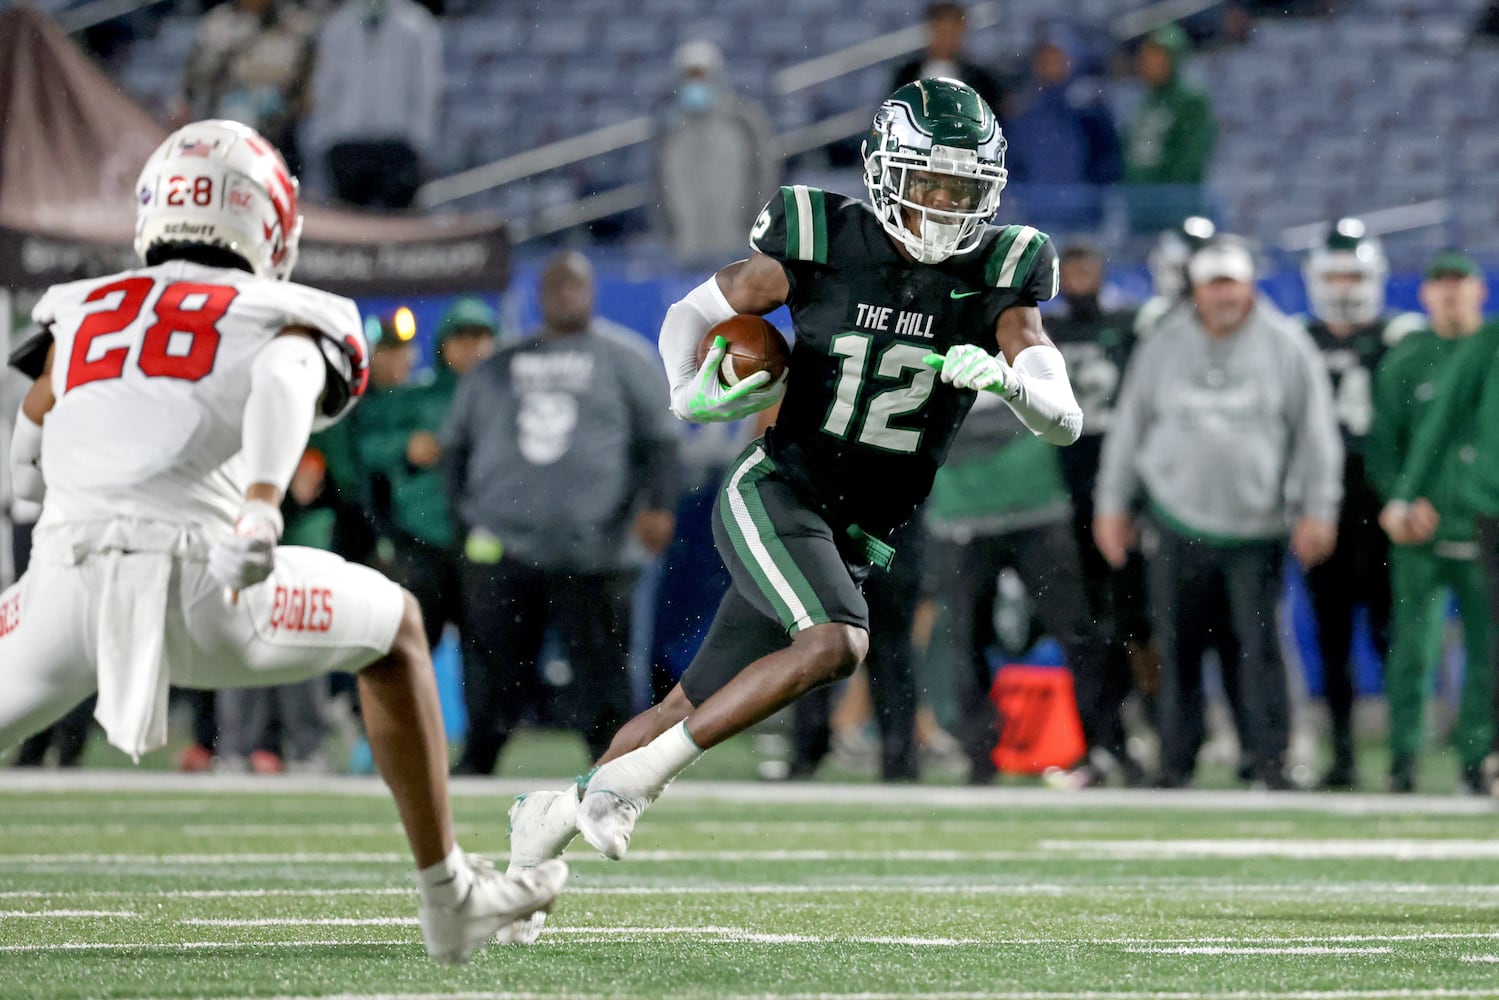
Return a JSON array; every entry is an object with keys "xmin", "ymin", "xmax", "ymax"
[{"xmin": 0, "ymin": 120, "xmax": 565, "ymax": 964}]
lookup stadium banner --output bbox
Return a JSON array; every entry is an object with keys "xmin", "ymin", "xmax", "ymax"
[{"xmin": 0, "ymin": 223, "xmax": 511, "ymax": 299}]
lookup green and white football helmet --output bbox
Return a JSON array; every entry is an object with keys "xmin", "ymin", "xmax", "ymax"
[
  {"xmin": 862, "ymin": 78, "xmax": 1007, "ymax": 264},
  {"xmin": 1304, "ymin": 217, "xmax": 1387, "ymax": 326}
]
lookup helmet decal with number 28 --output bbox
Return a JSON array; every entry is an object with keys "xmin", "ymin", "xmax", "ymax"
[
  {"xmin": 862, "ymin": 78, "xmax": 1007, "ymax": 264},
  {"xmin": 1303, "ymin": 217, "xmax": 1387, "ymax": 327},
  {"xmin": 134, "ymin": 120, "xmax": 304, "ymax": 281}
]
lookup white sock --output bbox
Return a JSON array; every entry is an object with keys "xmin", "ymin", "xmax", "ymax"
[
  {"xmin": 416, "ymin": 845, "xmax": 472, "ymax": 909},
  {"xmin": 634, "ymin": 721, "xmax": 703, "ymax": 785}
]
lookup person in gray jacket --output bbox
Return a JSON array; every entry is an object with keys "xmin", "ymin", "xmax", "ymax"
[
  {"xmin": 1093, "ymin": 236, "xmax": 1342, "ymax": 788},
  {"xmin": 442, "ymin": 252, "xmax": 682, "ymax": 774}
]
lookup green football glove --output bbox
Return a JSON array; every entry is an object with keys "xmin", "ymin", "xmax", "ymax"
[
  {"xmin": 923, "ymin": 345, "xmax": 1017, "ymax": 398},
  {"xmin": 670, "ymin": 336, "xmax": 786, "ymax": 423}
]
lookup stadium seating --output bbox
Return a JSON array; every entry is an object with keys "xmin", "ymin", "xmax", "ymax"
[{"xmin": 104, "ymin": 0, "xmax": 1493, "ymax": 267}]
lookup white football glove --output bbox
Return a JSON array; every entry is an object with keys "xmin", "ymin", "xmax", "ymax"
[
  {"xmin": 669, "ymin": 336, "xmax": 786, "ymax": 423},
  {"xmin": 209, "ymin": 499, "xmax": 284, "ymax": 598},
  {"xmin": 9, "ymin": 411, "xmax": 45, "ymax": 505},
  {"xmin": 927, "ymin": 344, "xmax": 1018, "ymax": 397}
]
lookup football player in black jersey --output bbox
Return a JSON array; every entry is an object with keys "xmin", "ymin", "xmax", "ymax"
[
  {"xmin": 505, "ymin": 80, "xmax": 1082, "ymax": 913},
  {"xmin": 1299, "ymin": 218, "xmax": 1422, "ymax": 788}
]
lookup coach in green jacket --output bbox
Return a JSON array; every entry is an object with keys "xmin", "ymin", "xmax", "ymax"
[
  {"xmin": 1368, "ymin": 252, "xmax": 1492, "ymax": 793},
  {"xmin": 1122, "ymin": 23, "xmax": 1216, "ymax": 231},
  {"xmin": 1384, "ymin": 257, "xmax": 1499, "ymax": 794}
]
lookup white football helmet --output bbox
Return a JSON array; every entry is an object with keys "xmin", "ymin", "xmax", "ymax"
[
  {"xmin": 1303, "ymin": 217, "xmax": 1387, "ymax": 327},
  {"xmin": 135, "ymin": 120, "xmax": 303, "ymax": 281},
  {"xmin": 862, "ymin": 79, "xmax": 1007, "ymax": 264}
]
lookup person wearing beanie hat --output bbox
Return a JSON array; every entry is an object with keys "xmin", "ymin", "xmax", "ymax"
[
  {"xmin": 1369, "ymin": 250, "xmax": 1493, "ymax": 793},
  {"xmin": 342, "ymin": 300, "xmax": 496, "ymax": 652},
  {"xmin": 1123, "ymin": 22, "xmax": 1217, "ymax": 231}
]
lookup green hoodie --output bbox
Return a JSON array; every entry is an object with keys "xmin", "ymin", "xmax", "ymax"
[
  {"xmin": 1392, "ymin": 318, "xmax": 1499, "ymax": 518},
  {"xmin": 1367, "ymin": 327, "xmax": 1477, "ymax": 542},
  {"xmin": 347, "ymin": 298, "xmax": 498, "ymax": 549},
  {"xmin": 1124, "ymin": 25, "xmax": 1216, "ymax": 185}
]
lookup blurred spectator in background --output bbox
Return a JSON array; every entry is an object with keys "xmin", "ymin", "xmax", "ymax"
[
  {"xmin": 1095, "ymin": 236, "xmax": 1342, "ymax": 789},
  {"xmin": 174, "ymin": 0, "xmax": 316, "ymax": 175},
  {"xmin": 656, "ymin": 40, "xmax": 781, "ymax": 267},
  {"xmin": 442, "ymin": 253, "xmax": 681, "ymax": 773},
  {"xmin": 1370, "ymin": 251, "xmax": 1494, "ymax": 794},
  {"xmin": 1137, "ymin": 216, "xmax": 1217, "ymax": 335},
  {"xmin": 1121, "ymin": 24, "xmax": 1216, "ymax": 233},
  {"xmin": 1003, "ymin": 33, "xmax": 1121, "ymax": 232},
  {"xmin": 786, "ymin": 515, "xmax": 922, "ymax": 782},
  {"xmin": 216, "ymin": 450, "xmax": 336, "ymax": 774},
  {"xmin": 1045, "ymin": 243, "xmax": 1150, "ymax": 787},
  {"xmin": 923, "ymin": 385, "xmax": 1112, "ymax": 787},
  {"xmin": 1384, "ymin": 298, "xmax": 1499, "ymax": 797},
  {"xmin": 889, "ymin": 3, "xmax": 1004, "ymax": 121},
  {"xmin": 346, "ymin": 306, "xmax": 494, "ymax": 650},
  {"xmin": 306, "ymin": 0, "xmax": 442, "ymax": 209},
  {"xmin": 1298, "ymin": 220, "xmax": 1423, "ymax": 789}
]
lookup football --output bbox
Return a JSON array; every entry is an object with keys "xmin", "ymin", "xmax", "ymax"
[{"xmin": 696, "ymin": 314, "xmax": 791, "ymax": 387}]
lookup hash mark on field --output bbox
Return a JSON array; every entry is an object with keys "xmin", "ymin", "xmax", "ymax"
[{"xmin": 1461, "ymin": 955, "xmax": 1499, "ymax": 962}]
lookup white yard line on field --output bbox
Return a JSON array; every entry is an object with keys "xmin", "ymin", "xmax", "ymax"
[
  {"xmin": 1122, "ymin": 946, "xmax": 1393, "ymax": 955},
  {"xmin": 1042, "ymin": 839, "xmax": 1499, "ymax": 859},
  {"xmin": 5, "ymin": 880, "xmax": 1499, "ymax": 902},
  {"xmin": 134, "ymin": 989, "xmax": 1499, "ymax": 1000},
  {"xmin": 3, "ymin": 770, "xmax": 1495, "ymax": 816},
  {"xmin": 0, "ymin": 909, "xmax": 136, "ymax": 917}
]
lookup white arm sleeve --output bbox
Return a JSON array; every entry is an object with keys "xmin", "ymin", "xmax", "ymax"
[
  {"xmin": 659, "ymin": 275, "xmax": 738, "ymax": 394},
  {"xmin": 9, "ymin": 408, "xmax": 45, "ymax": 505},
  {"xmin": 242, "ymin": 334, "xmax": 327, "ymax": 495},
  {"xmin": 1004, "ymin": 344, "xmax": 1084, "ymax": 446}
]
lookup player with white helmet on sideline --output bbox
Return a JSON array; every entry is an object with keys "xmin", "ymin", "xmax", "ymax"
[{"xmin": 0, "ymin": 119, "xmax": 565, "ymax": 964}]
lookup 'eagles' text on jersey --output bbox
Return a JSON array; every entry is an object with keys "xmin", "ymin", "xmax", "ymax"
[
  {"xmin": 29, "ymin": 260, "xmax": 366, "ymax": 530},
  {"xmin": 749, "ymin": 185, "xmax": 1057, "ymax": 536}
]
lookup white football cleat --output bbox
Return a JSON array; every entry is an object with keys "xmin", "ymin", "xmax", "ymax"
[
  {"xmin": 507, "ymin": 789, "xmax": 580, "ymax": 871},
  {"xmin": 418, "ymin": 855, "xmax": 568, "ymax": 965},
  {"xmin": 577, "ymin": 750, "xmax": 671, "ymax": 861},
  {"xmin": 503, "ymin": 789, "xmax": 581, "ymax": 945}
]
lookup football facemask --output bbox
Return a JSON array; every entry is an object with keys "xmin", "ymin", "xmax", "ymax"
[
  {"xmin": 1304, "ymin": 218, "xmax": 1387, "ymax": 326},
  {"xmin": 135, "ymin": 120, "xmax": 303, "ymax": 281},
  {"xmin": 863, "ymin": 79, "xmax": 1006, "ymax": 264}
]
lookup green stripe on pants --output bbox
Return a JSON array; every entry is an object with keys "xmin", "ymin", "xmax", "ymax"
[{"xmin": 717, "ymin": 445, "xmax": 829, "ymax": 633}]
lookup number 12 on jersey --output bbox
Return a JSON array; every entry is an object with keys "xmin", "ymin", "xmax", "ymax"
[{"xmin": 820, "ymin": 332, "xmax": 937, "ymax": 454}]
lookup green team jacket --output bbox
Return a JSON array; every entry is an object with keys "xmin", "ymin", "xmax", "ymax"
[
  {"xmin": 1367, "ymin": 327, "xmax": 1477, "ymax": 542},
  {"xmin": 341, "ymin": 370, "xmax": 460, "ymax": 549},
  {"xmin": 1392, "ymin": 318, "xmax": 1499, "ymax": 519},
  {"xmin": 1123, "ymin": 80, "xmax": 1216, "ymax": 185}
]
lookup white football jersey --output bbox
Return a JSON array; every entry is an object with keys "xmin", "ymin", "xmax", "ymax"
[{"xmin": 32, "ymin": 261, "xmax": 366, "ymax": 531}]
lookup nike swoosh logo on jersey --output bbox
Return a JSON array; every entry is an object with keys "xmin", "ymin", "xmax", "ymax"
[{"xmin": 950, "ymin": 290, "xmax": 982, "ymax": 299}]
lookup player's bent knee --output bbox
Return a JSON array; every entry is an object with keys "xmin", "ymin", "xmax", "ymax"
[
  {"xmin": 794, "ymin": 623, "xmax": 868, "ymax": 684},
  {"xmin": 369, "ymin": 589, "xmax": 428, "ymax": 673}
]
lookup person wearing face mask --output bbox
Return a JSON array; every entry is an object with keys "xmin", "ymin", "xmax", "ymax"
[{"xmin": 656, "ymin": 40, "xmax": 782, "ymax": 266}]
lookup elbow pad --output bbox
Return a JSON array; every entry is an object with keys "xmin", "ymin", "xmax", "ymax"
[
  {"xmin": 659, "ymin": 276, "xmax": 739, "ymax": 395},
  {"xmin": 242, "ymin": 335, "xmax": 327, "ymax": 491},
  {"xmin": 1007, "ymin": 345, "xmax": 1083, "ymax": 446},
  {"xmin": 10, "ymin": 410, "xmax": 45, "ymax": 505}
]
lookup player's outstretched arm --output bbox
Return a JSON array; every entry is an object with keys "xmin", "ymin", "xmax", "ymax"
[
  {"xmin": 925, "ymin": 305, "xmax": 1082, "ymax": 446},
  {"xmin": 659, "ymin": 253, "xmax": 790, "ymax": 423},
  {"xmin": 209, "ymin": 328, "xmax": 327, "ymax": 598},
  {"xmin": 9, "ymin": 342, "xmax": 55, "ymax": 505}
]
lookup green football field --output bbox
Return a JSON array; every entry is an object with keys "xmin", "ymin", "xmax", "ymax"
[{"xmin": 3, "ymin": 771, "xmax": 1499, "ymax": 1000}]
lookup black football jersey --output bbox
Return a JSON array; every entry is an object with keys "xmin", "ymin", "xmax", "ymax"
[
  {"xmin": 1304, "ymin": 312, "xmax": 1423, "ymax": 456},
  {"xmin": 1042, "ymin": 300, "xmax": 1138, "ymax": 513},
  {"xmin": 749, "ymin": 185, "xmax": 1058, "ymax": 536}
]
